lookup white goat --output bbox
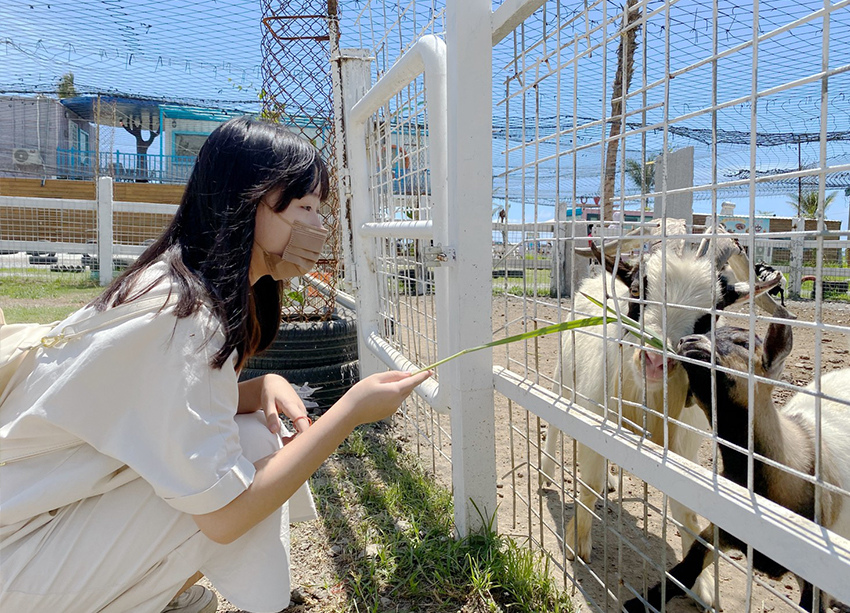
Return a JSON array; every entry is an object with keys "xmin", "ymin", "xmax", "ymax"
[
  {"xmin": 540, "ymin": 220, "xmax": 782, "ymax": 607},
  {"xmin": 625, "ymin": 315, "xmax": 850, "ymax": 612}
]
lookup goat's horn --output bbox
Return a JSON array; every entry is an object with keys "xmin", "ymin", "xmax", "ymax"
[
  {"xmin": 714, "ymin": 240, "xmax": 743, "ymax": 270},
  {"xmin": 696, "ymin": 224, "xmax": 743, "ymax": 269},
  {"xmin": 695, "ymin": 235, "xmax": 711, "ymax": 259}
]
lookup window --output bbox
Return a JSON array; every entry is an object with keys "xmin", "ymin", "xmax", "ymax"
[{"xmin": 174, "ymin": 133, "xmax": 209, "ymax": 158}]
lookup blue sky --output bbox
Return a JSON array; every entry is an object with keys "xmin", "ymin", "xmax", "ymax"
[{"xmin": 2, "ymin": 0, "xmax": 848, "ymax": 227}]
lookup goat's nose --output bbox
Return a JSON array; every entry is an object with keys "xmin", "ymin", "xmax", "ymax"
[
  {"xmin": 677, "ymin": 334, "xmax": 701, "ymax": 353},
  {"xmin": 642, "ymin": 349, "xmax": 676, "ymax": 371}
]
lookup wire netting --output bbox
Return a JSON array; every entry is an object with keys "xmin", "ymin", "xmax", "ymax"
[{"xmin": 261, "ymin": 0, "xmax": 342, "ymax": 316}]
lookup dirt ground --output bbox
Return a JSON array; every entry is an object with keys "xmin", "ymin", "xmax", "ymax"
[
  {"xmin": 487, "ymin": 296, "xmax": 850, "ymax": 613},
  {"xmin": 206, "ymin": 296, "xmax": 850, "ymax": 613}
]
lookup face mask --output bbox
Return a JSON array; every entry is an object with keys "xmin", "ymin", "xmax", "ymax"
[{"xmin": 256, "ymin": 218, "xmax": 328, "ymax": 281}]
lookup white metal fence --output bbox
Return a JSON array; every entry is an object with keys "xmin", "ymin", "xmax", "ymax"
[
  {"xmin": 0, "ymin": 177, "xmax": 175, "ymax": 284},
  {"xmin": 341, "ymin": 1, "xmax": 850, "ymax": 612}
]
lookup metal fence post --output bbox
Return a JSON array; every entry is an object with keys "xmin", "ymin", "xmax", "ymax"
[
  {"xmin": 445, "ymin": 0, "xmax": 497, "ymax": 536},
  {"xmin": 96, "ymin": 176, "xmax": 114, "ymax": 287},
  {"xmin": 338, "ymin": 48, "xmax": 387, "ymax": 383},
  {"xmin": 789, "ymin": 216, "xmax": 805, "ymax": 297},
  {"xmin": 334, "ymin": 48, "xmax": 373, "ymax": 296}
]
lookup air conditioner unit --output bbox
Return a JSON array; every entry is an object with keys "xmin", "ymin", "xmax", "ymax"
[{"xmin": 13, "ymin": 148, "xmax": 44, "ymax": 166}]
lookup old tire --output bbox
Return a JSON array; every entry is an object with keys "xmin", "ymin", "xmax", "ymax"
[
  {"xmin": 242, "ymin": 306, "xmax": 360, "ymax": 411},
  {"xmin": 239, "ymin": 360, "xmax": 360, "ymax": 412},
  {"xmin": 247, "ymin": 306, "xmax": 358, "ymax": 370}
]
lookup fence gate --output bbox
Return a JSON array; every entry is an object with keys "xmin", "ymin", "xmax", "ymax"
[
  {"xmin": 340, "ymin": 1, "xmax": 850, "ymax": 611},
  {"xmin": 340, "ymin": 1, "xmax": 498, "ymax": 537}
]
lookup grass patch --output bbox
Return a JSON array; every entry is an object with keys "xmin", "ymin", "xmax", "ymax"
[
  {"xmin": 310, "ymin": 424, "xmax": 573, "ymax": 612},
  {"xmin": 0, "ymin": 274, "xmax": 102, "ymax": 323},
  {"xmin": 492, "ymin": 269, "xmax": 551, "ymax": 298}
]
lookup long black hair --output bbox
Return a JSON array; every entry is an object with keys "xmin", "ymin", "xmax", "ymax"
[{"xmin": 94, "ymin": 116, "xmax": 330, "ymax": 369}]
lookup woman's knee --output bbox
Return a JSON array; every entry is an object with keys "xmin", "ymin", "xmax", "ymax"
[{"xmin": 235, "ymin": 412, "xmax": 283, "ymax": 462}]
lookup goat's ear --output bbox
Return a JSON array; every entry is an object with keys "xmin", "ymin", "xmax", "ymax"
[
  {"xmin": 762, "ymin": 320, "xmax": 793, "ymax": 379},
  {"xmin": 590, "ymin": 241, "xmax": 634, "ymax": 286}
]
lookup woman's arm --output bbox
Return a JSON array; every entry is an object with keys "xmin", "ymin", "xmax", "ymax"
[{"xmin": 193, "ymin": 369, "xmax": 431, "ymax": 544}]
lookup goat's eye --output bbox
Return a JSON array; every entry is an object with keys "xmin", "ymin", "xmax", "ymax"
[{"xmin": 693, "ymin": 314, "xmax": 712, "ymax": 335}]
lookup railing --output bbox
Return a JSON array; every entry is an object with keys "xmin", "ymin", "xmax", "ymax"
[
  {"xmin": 55, "ymin": 149, "xmax": 195, "ymax": 184},
  {"xmin": 0, "ymin": 178, "xmax": 177, "ymax": 284}
]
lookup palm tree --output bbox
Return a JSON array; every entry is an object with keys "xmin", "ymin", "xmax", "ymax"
[
  {"xmin": 788, "ymin": 190, "xmax": 837, "ymax": 219},
  {"xmin": 625, "ymin": 157, "xmax": 654, "ymax": 192}
]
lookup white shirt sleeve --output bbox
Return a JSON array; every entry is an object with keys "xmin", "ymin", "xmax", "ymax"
[{"xmin": 27, "ymin": 296, "xmax": 256, "ymax": 515}]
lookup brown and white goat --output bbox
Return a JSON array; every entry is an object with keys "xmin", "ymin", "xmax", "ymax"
[
  {"xmin": 624, "ymin": 315, "xmax": 850, "ymax": 612},
  {"xmin": 540, "ymin": 220, "xmax": 782, "ymax": 608}
]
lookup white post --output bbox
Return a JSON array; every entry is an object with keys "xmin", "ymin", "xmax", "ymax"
[
  {"xmin": 334, "ymin": 48, "xmax": 373, "ymax": 296},
  {"xmin": 789, "ymin": 216, "xmax": 805, "ymax": 297},
  {"xmin": 653, "ymin": 146, "xmax": 694, "ymax": 227},
  {"xmin": 341, "ymin": 49, "xmax": 385, "ymax": 384},
  {"xmin": 96, "ymin": 176, "xmax": 114, "ymax": 286},
  {"xmin": 445, "ymin": 0, "xmax": 497, "ymax": 536}
]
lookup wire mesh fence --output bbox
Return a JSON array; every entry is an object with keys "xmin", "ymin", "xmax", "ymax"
[
  {"xmin": 340, "ymin": 0, "xmax": 454, "ymax": 491},
  {"xmin": 342, "ymin": 1, "xmax": 850, "ymax": 612},
  {"xmin": 490, "ymin": 1, "xmax": 850, "ymax": 611}
]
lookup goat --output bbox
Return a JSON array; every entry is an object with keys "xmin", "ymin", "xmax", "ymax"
[
  {"xmin": 755, "ymin": 260, "xmax": 787, "ymax": 306},
  {"xmin": 540, "ymin": 219, "xmax": 784, "ymax": 608},
  {"xmin": 624, "ymin": 315, "xmax": 850, "ymax": 612}
]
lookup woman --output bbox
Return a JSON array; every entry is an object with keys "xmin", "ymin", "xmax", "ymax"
[{"xmin": 0, "ymin": 117, "xmax": 431, "ymax": 613}]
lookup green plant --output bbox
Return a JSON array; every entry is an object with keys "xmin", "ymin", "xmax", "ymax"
[
  {"xmin": 57, "ymin": 72, "xmax": 78, "ymax": 99},
  {"xmin": 0, "ymin": 274, "xmax": 101, "ymax": 323},
  {"xmin": 310, "ymin": 424, "xmax": 573, "ymax": 612},
  {"xmin": 415, "ymin": 291, "xmax": 666, "ymax": 374},
  {"xmin": 787, "ymin": 190, "xmax": 838, "ymax": 219},
  {"xmin": 282, "ymin": 286, "xmax": 308, "ymax": 307},
  {"xmin": 624, "ymin": 157, "xmax": 654, "ymax": 192}
]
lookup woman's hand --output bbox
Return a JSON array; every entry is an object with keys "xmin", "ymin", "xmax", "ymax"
[
  {"xmin": 238, "ymin": 374, "xmax": 311, "ymax": 438},
  {"xmin": 339, "ymin": 370, "xmax": 432, "ymax": 426},
  {"xmin": 194, "ymin": 369, "xmax": 432, "ymax": 545}
]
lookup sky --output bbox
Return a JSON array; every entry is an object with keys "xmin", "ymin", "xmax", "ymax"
[{"xmin": 1, "ymin": 0, "xmax": 848, "ymax": 227}]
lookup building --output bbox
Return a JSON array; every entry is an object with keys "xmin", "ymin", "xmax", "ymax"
[
  {"xmin": 1, "ymin": 95, "xmax": 331, "ymax": 185},
  {"xmin": 0, "ymin": 95, "xmax": 95, "ymax": 180}
]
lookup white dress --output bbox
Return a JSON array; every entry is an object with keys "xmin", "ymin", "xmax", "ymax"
[{"xmin": 0, "ymin": 263, "xmax": 316, "ymax": 613}]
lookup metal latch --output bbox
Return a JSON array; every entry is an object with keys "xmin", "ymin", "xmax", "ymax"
[{"xmin": 423, "ymin": 244, "xmax": 456, "ymax": 267}]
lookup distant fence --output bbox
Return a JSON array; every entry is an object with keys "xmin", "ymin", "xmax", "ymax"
[
  {"xmin": 0, "ymin": 177, "xmax": 180, "ymax": 284},
  {"xmin": 55, "ymin": 148, "xmax": 195, "ymax": 184},
  {"xmin": 492, "ymin": 221, "xmax": 850, "ymax": 300}
]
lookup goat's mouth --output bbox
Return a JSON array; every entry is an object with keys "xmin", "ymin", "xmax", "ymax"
[{"xmin": 639, "ymin": 349, "xmax": 678, "ymax": 382}]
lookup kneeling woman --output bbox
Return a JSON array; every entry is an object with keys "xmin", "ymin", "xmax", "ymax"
[{"xmin": 0, "ymin": 117, "xmax": 431, "ymax": 613}]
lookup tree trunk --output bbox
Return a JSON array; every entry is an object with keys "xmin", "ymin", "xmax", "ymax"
[
  {"xmin": 123, "ymin": 123, "xmax": 160, "ymax": 183},
  {"xmin": 602, "ymin": 0, "xmax": 641, "ymax": 222}
]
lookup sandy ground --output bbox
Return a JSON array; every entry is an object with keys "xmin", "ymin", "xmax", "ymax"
[
  {"xmin": 204, "ymin": 295, "xmax": 850, "ymax": 613},
  {"xmin": 486, "ymin": 296, "xmax": 850, "ymax": 613}
]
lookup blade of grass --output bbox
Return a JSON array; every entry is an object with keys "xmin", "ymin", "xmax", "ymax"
[
  {"xmin": 580, "ymin": 292, "xmax": 671, "ymax": 351},
  {"xmin": 414, "ymin": 315, "xmax": 617, "ymax": 374}
]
